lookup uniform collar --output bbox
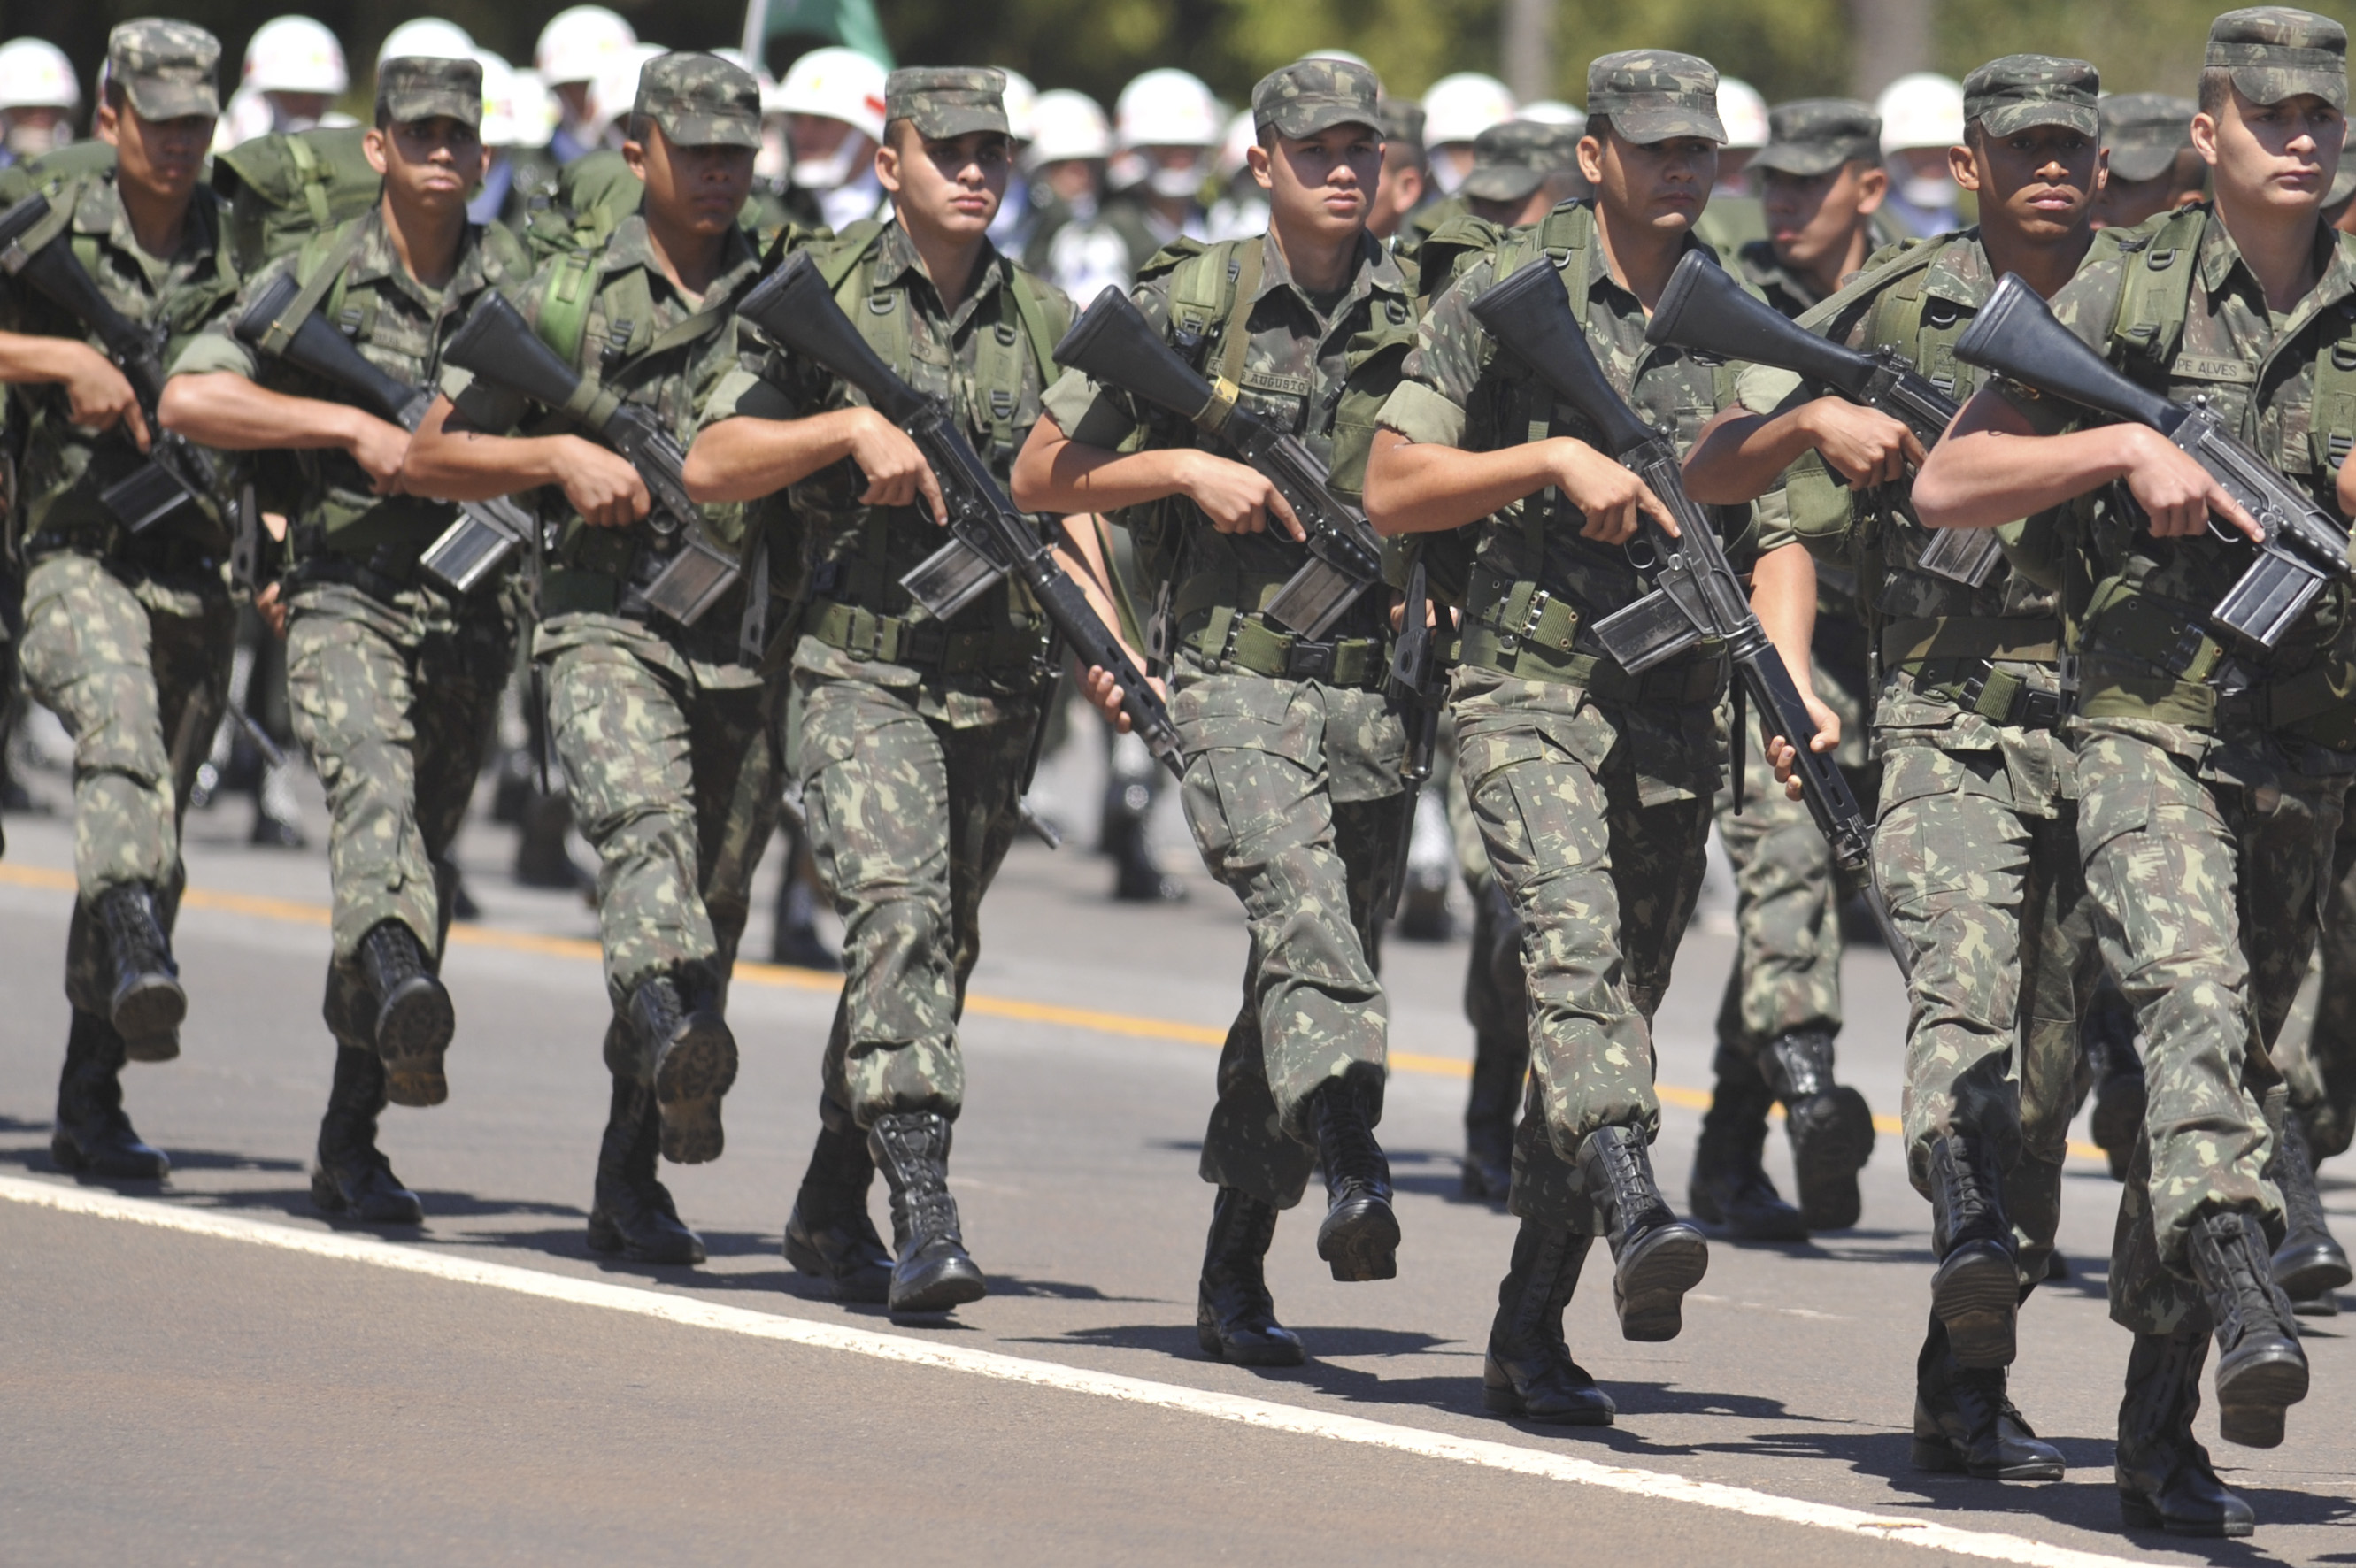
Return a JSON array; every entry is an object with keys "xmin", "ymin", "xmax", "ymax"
[
  {"xmin": 345, "ymin": 206, "xmax": 495, "ymax": 310},
  {"xmin": 2193, "ymin": 200, "xmax": 2356, "ymax": 327},
  {"xmin": 79, "ymin": 171, "xmax": 217, "ymax": 275},
  {"xmin": 872, "ymin": 216, "xmax": 1011, "ymax": 326},
  {"xmin": 1920, "ymin": 229, "xmax": 1998, "ymax": 308},
  {"xmin": 604, "ymin": 212, "xmax": 758, "ymax": 301}
]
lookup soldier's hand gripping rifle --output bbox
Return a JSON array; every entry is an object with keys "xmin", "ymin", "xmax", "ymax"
[
  {"xmin": 1644, "ymin": 249, "xmax": 1998, "ymax": 588},
  {"xmin": 0, "ymin": 192, "xmax": 220, "ymax": 538},
  {"xmin": 1469, "ymin": 261, "xmax": 1913, "ymax": 975},
  {"xmin": 1955, "ymin": 273, "xmax": 2356, "ymax": 651},
  {"xmin": 441, "ymin": 289, "xmax": 740, "ymax": 626},
  {"xmin": 734, "ymin": 250, "xmax": 1185, "ymax": 780},
  {"xmin": 234, "ymin": 271, "xmax": 538, "ymax": 595},
  {"xmin": 1051, "ymin": 283, "xmax": 1386, "ymax": 639}
]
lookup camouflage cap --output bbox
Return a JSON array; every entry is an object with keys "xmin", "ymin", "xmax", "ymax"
[
  {"xmin": 1962, "ymin": 54, "xmax": 2099, "ymax": 138},
  {"xmin": 2206, "ymin": 7, "xmax": 2347, "ymax": 111},
  {"xmin": 1749, "ymin": 98, "xmax": 1880, "ymax": 176},
  {"xmin": 1380, "ymin": 96, "xmax": 1426, "ymax": 158},
  {"xmin": 1460, "ymin": 119, "xmax": 1579, "ymax": 201},
  {"xmin": 2101, "ymin": 92, "xmax": 2197, "ymax": 182},
  {"xmin": 634, "ymin": 51, "xmax": 760, "ymax": 149},
  {"xmin": 1252, "ymin": 58, "xmax": 1382, "ymax": 140},
  {"xmin": 106, "ymin": 19, "xmax": 220, "ymax": 121},
  {"xmin": 377, "ymin": 56, "xmax": 483, "ymax": 130},
  {"xmin": 886, "ymin": 66, "xmax": 1010, "ymax": 140},
  {"xmin": 1586, "ymin": 50, "xmax": 1724, "ymax": 143}
]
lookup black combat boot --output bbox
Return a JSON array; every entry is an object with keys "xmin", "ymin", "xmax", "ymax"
[
  {"xmin": 2081, "ymin": 977, "xmax": 2145, "ymax": 1183},
  {"xmin": 1927, "ymin": 1132, "xmax": 2017, "ymax": 1368},
  {"xmin": 94, "ymin": 882, "xmax": 184, "ymax": 1052},
  {"xmin": 586, "ymin": 1075, "xmax": 705, "ymax": 1264},
  {"xmin": 1578, "ymin": 1124, "xmax": 1708, "ymax": 1341},
  {"xmin": 311, "ymin": 1045, "xmax": 424, "ymax": 1224},
  {"xmin": 1483, "ymin": 1219, "xmax": 1615, "ymax": 1425},
  {"xmin": 627, "ymin": 972, "xmax": 737, "ymax": 1165},
  {"xmin": 1197, "ymin": 1186, "xmax": 1305, "ymax": 1366},
  {"xmin": 1460, "ymin": 1036, "xmax": 1523, "ymax": 1203},
  {"xmin": 2268, "ymin": 1116, "xmax": 2352, "ymax": 1311},
  {"xmin": 2187, "ymin": 1210, "xmax": 2308, "ymax": 1449},
  {"xmin": 2116, "ymin": 1326, "xmax": 2253, "ymax": 1537},
  {"xmin": 782, "ymin": 1114, "xmax": 893, "ymax": 1303},
  {"xmin": 1689, "ymin": 1070, "xmax": 1807, "ymax": 1242},
  {"xmin": 1308, "ymin": 1073, "xmax": 1399, "ymax": 1281},
  {"xmin": 1761, "ymin": 1027, "xmax": 1874, "ymax": 1232},
  {"xmin": 868, "ymin": 1111, "xmax": 988, "ymax": 1314},
  {"xmin": 50, "ymin": 1010, "xmax": 168, "ymax": 1179},
  {"xmin": 1911, "ymin": 1312, "xmax": 2063, "ymax": 1480},
  {"xmin": 357, "ymin": 919, "xmax": 454, "ymax": 1109}
]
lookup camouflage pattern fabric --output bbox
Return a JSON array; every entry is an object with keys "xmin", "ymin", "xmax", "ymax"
[
  {"xmin": 1731, "ymin": 209, "xmax": 1910, "ymax": 318},
  {"xmin": 886, "ymin": 67, "xmax": 1011, "ymax": 141},
  {"xmin": 1584, "ymin": 50, "xmax": 1725, "ymax": 143},
  {"xmin": 2206, "ymin": 6, "xmax": 2347, "ymax": 112},
  {"xmin": 1748, "ymin": 99, "xmax": 1882, "ymax": 181},
  {"xmin": 16, "ymin": 550, "xmax": 233, "ymax": 1016},
  {"xmin": 2275, "ymin": 807, "xmax": 2356, "ymax": 1156},
  {"xmin": 1459, "ymin": 121, "xmax": 1582, "ymax": 204},
  {"xmin": 2100, "ymin": 94, "xmax": 2198, "ymax": 184},
  {"xmin": 1959, "ymin": 55, "xmax": 2100, "ymax": 138},
  {"xmin": 1253, "ymin": 58, "xmax": 1382, "ymax": 141},
  {"xmin": 376, "ymin": 55, "xmax": 482, "ymax": 127},
  {"xmin": 106, "ymin": 18, "xmax": 221, "ymax": 121},
  {"xmin": 635, "ymin": 52, "xmax": 762, "ymax": 149}
]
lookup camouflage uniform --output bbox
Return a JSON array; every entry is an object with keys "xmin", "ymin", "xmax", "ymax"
[
  {"xmin": 1457, "ymin": 121, "xmax": 1582, "ymax": 217},
  {"xmin": 701, "ymin": 79, "xmax": 1068, "ymax": 1135},
  {"xmin": 4, "ymin": 24, "xmax": 240, "ymax": 1047},
  {"xmin": 1733, "ymin": 99, "xmax": 1908, "ymax": 316},
  {"xmin": 1044, "ymin": 62, "xmax": 1413, "ymax": 1207},
  {"xmin": 2280, "ymin": 809, "xmax": 2356, "ymax": 1156},
  {"xmin": 172, "ymin": 58, "xmax": 532, "ymax": 1057}
]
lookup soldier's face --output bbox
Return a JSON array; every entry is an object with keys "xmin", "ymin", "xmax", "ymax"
[
  {"xmin": 878, "ymin": 127, "xmax": 1010, "ymax": 244},
  {"xmin": 2196, "ymin": 88, "xmax": 2344, "ymax": 217},
  {"xmin": 627, "ymin": 123, "xmax": 757, "ymax": 237},
  {"xmin": 1250, "ymin": 123, "xmax": 1381, "ymax": 241},
  {"xmin": 2090, "ymin": 152, "xmax": 2205, "ymax": 230},
  {"xmin": 1580, "ymin": 130, "xmax": 1717, "ymax": 235},
  {"xmin": 1762, "ymin": 161, "xmax": 1887, "ymax": 269},
  {"xmin": 1954, "ymin": 123, "xmax": 2100, "ymax": 244},
  {"xmin": 366, "ymin": 117, "xmax": 488, "ymax": 217},
  {"xmin": 96, "ymin": 99, "xmax": 212, "ymax": 205}
]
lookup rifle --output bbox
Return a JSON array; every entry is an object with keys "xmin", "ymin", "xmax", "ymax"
[
  {"xmin": 1467, "ymin": 261, "xmax": 1912, "ymax": 976},
  {"xmin": 732, "ymin": 250, "xmax": 1185, "ymax": 780},
  {"xmin": 1954, "ymin": 273, "xmax": 2356, "ymax": 652},
  {"xmin": 1384, "ymin": 557, "xmax": 1445, "ymax": 919},
  {"xmin": 1052, "ymin": 284, "xmax": 1386, "ymax": 639},
  {"xmin": 233, "ymin": 271, "xmax": 537, "ymax": 596},
  {"xmin": 1644, "ymin": 249, "xmax": 1998, "ymax": 588},
  {"xmin": 0, "ymin": 193, "xmax": 220, "ymax": 538},
  {"xmin": 441, "ymin": 289, "xmax": 740, "ymax": 627}
]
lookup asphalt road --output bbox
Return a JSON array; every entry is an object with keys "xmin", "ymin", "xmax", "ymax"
[{"xmin": 1, "ymin": 746, "xmax": 2352, "ymax": 1566}]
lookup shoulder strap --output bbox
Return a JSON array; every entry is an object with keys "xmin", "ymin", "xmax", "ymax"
[
  {"xmin": 536, "ymin": 248, "xmax": 601, "ymax": 368},
  {"xmin": 1796, "ymin": 234, "xmax": 1943, "ymax": 338},
  {"xmin": 2106, "ymin": 204, "xmax": 2208, "ymax": 377},
  {"xmin": 1212, "ymin": 238, "xmax": 1264, "ymax": 390},
  {"xmin": 1005, "ymin": 265, "xmax": 1065, "ymax": 387},
  {"xmin": 817, "ymin": 219, "xmax": 887, "ymax": 290},
  {"xmin": 255, "ymin": 213, "xmax": 371, "ymax": 357},
  {"xmin": 1165, "ymin": 237, "xmax": 1245, "ymax": 359}
]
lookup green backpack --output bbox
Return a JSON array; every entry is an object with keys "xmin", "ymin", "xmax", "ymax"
[{"xmin": 211, "ymin": 126, "xmax": 381, "ymax": 275}]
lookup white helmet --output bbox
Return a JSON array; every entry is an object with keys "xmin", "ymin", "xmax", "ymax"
[
  {"xmin": 244, "ymin": 16, "xmax": 347, "ymax": 96},
  {"xmin": 588, "ymin": 41, "xmax": 665, "ymax": 142},
  {"xmin": 1421, "ymin": 73, "xmax": 1514, "ymax": 146},
  {"xmin": 212, "ymin": 80, "xmax": 273, "ymax": 152},
  {"xmin": 1518, "ymin": 99, "xmax": 1585, "ymax": 130},
  {"xmin": 1213, "ymin": 107, "xmax": 1258, "ymax": 181},
  {"xmin": 774, "ymin": 46, "xmax": 887, "ymax": 143},
  {"xmin": 1717, "ymin": 76, "xmax": 1768, "ymax": 150},
  {"xmin": 1116, "ymin": 68, "xmax": 1221, "ymax": 149},
  {"xmin": 994, "ymin": 66, "xmax": 1037, "ymax": 143},
  {"xmin": 378, "ymin": 19, "xmax": 474, "ymax": 69},
  {"xmin": 504, "ymin": 69, "xmax": 560, "ymax": 147},
  {"xmin": 535, "ymin": 5, "xmax": 635, "ymax": 87},
  {"xmin": 472, "ymin": 50, "xmax": 517, "ymax": 147},
  {"xmin": 0, "ymin": 38, "xmax": 81, "ymax": 111},
  {"xmin": 1023, "ymin": 88, "xmax": 1110, "ymax": 166},
  {"xmin": 708, "ymin": 46, "xmax": 774, "ymax": 94},
  {"xmin": 1877, "ymin": 72, "xmax": 1967, "ymax": 152}
]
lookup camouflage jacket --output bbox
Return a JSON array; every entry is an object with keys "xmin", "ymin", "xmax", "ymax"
[
  {"xmin": 1043, "ymin": 227, "xmax": 1413, "ymax": 649},
  {"xmin": 0, "ymin": 166, "xmax": 241, "ymax": 558},
  {"xmin": 1996, "ymin": 203, "xmax": 2356, "ymax": 755},
  {"xmin": 173, "ymin": 206, "xmax": 532, "ymax": 563},
  {"xmin": 1732, "ymin": 210, "xmax": 1910, "ymax": 318}
]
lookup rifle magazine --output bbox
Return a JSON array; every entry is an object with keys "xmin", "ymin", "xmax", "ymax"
[
  {"xmin": 419, "ymin": 511, "xmax": 523, "ymax": 596},
  {"xmin": 1590, "ymin": 588, "xmax": 1705, "ymax": 673},
  {"xmin": 2211, "ymin": 550, "xmax": 2328, "ymax": 650},
  {"xmin": 98, "ymin": 459, "xmax": 205, "ymax": 537},
  {"xmin": 1263, "ymin": 555, "xmax": 1367, "ymax": 640},
  {"xmin": 1915, "ymin": 525, "xmax": 2006, "ymax": 588},
  {"xmin": 899, "ymin": 534, "xmax": 1008, "ymax": 620},
  {"xmin": 640, "ymin": 531, "xmax": 741, "ymax": 627}
]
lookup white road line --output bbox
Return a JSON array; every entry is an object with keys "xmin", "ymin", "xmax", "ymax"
[{"xmin": 1, "ymin": 1173, "xmax": 2141, "ymax": 1568}]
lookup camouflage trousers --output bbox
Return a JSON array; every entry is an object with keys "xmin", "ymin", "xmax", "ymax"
[
  {"xmin": 1878, "ymin": 734, "xmax": 2098, "ymax": 1281},
  {"xmin": 1174, "ymin": 665, "xmax": 1405, "ymax": 1207},
  {"xmin": 2078, "ymin": 725, "xmax": 2347, "ymax": 1327},
  {"xmin": 796, "ymin": 659, "xmax": 1039, "ymax": 1129},
  {"xmin": 542, "ymin": 616, "xmax": 778, "ymax": 1064},
  {"xmin": 1449, "ymin": 759, "xmax": 1529, "ymax": 1054},
  {"xmin": 16, "ymin": 549, "xmax": 233, "ymax": 1016},
  {"xmin": 1452, "ymin": 666, "xmax": 1720, "ymax": 1234},
  {"xmin": 2275, "ymin": 804, "xmax": 2356, "ymax": 1157},
  {"xmin": 285, "ymin": 581, "xmax": 514, "ymax": 1049}
]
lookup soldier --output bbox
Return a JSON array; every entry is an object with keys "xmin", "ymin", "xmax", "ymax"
[
  {"xmin": 1913, "ymin": 11, "xmax": 2355, "ymax": 1534},
  {"xmin": 1689, "ymin": 53, "xmax": 2114, "ymax": 1482},
  {"xmin": 1012, "ymin": 58, "xmax": 1414, "ymax": 1364},
  {"xmin": 684, "ymin": 67, "xmax": 1096, "ymax": 1316},
  {"xmin": 406, "ymin": 50, "xmax": 781, "ymax": 1267},
  {"xmin": 1367, "ymin": 98, "xmax": 1427, "ymax": 244},
  {"xmin": 1738, "ymin": 101, "xmax": 1903, "ymax": 313},
  {"xmin": 0, "ymin": 20, "xmax": 241, "ymax": 1180},
  {"xmin": 1457, "ymin": 121, "xmax": 1583, "ymax": 230},
  {"xmin": 1361, "ymin": 51, "xmax": 1836, "ymax": 1424},
  {"xmin": 2090, "ymin": 94, "xmax": 2206, "ymax": 231},
  {"xmin": 159, "ymin": 56, "xmax": 532, "ymax": 1224}
]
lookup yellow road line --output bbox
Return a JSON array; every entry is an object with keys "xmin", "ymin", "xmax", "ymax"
[{"xmin": 0, "ymin": 861, "xmax": 2107, "ymax": 1161}]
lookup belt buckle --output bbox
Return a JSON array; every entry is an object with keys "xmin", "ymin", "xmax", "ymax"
[
  {"xmin": 1955, "ymin": 657, "xmax": 1995, "ymax": 712},
  {"xmin": 1287, "ymin": 639, "xmax": 1335, "ymax": 682},
  {"xmin": 1516, "ymin": 588, "xmax": 1553, "ymax": 645},
  {"xmin": 2019, "ymin": 688, "xmax": 2061, "ymax": 729}
]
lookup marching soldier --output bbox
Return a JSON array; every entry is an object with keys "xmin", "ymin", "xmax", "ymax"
[
  {"xmin": 161, "ymin": 56, "xmax": 532, "ymax": 1223},
  {"xmin": 1914, "ymin": 11, "xmax": 2354, "ymax": 1533},
  {"xmin": 0, "ymin": 21, "xmax": 241, "ymax": 1179},
  {"xmin": 407, "ymin": 51, "xmax": 782, "ymax": 1266},
  {"xmin": 1013, "ymin": 58, "xmax": 1416, "ymax": 1364}
]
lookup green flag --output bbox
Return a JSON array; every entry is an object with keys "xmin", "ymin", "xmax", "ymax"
[{"xmin": 743, "ymin": 0, "xmax": 894, "ymax": 66}]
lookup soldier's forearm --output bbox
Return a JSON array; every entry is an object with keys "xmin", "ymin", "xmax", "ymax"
[
  {"xmin": 159, "ymin": 372, "xmax": 374, "ymax": 454},
  {"xmin": 1750, "ymin": 542, "xmax": 1820, "ymax": 700},
  {"xmin": 1011, "ymin": 420, "xmax": 1206, "ymax": 519},
  {"xmin": 402, "ymin": 395, "xmax": 576, "ymax": 503},
  {"xmin": 0, "ymin": 330, "xmax": 105, "ymax": 388},
  {"xmin": 1684, "ymin": 404, "xmax": 1818, "ymax": 504},
  {"xmin": 1912, "ymin": 388, "xmax": 2126, "ymax": 531},
  {"xmin": 1362, "ymin": 427, "xmax": 1559, "ymax": 536},
  {"xmin": 681, "ymin": 410, "xmax": 874, "ymax": 503}
]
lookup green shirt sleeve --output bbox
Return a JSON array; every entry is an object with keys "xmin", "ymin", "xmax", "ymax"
[{"xmin": 1377, "ymin": 258, "xmax": 1494, "ymax": 449}]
